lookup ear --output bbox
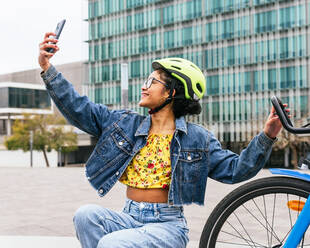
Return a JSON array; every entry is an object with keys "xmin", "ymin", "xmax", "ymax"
[{"xmin": 166, "ymin": 89, "xmax": 176, "ymax": 98}]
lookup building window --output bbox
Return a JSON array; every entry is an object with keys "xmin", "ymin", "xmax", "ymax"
[{"xmin": 8, "ymin": 88, "xmax": 51, "ymax": 109}]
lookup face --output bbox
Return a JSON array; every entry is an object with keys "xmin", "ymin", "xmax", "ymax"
[{"xmin": 139, "ymin": 70, "xmax": 170, "ymax": 109}]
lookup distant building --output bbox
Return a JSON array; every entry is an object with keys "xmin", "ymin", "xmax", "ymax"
[
  {"xmin": 0, "ymin": 61, "xmax": 88, "ymax": 133},
  {"xmin": 0, "ymin": 61, "xmax": 87, "ymax": 95},
  {"xmin": 0, "ymin": 62, "xmax": 93, "ymax": 166},
  {"xmin": 0, "ymin": 82, "xmax": 53, "ymax": 136}
]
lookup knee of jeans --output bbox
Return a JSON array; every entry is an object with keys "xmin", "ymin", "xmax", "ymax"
[
  {"xmin": 73, "ymin": 204, "xmax": 102, "ymax": 229},
  {"xmin": 97, "ymin": 235, "xmax": 125, "ymax": 248},
  {"xmin": 97, "ymin": 237, "xmax": 111, "ymax": 248}
]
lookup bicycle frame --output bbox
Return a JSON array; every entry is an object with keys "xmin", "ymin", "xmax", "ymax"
[{"xmin": 270, "ymin": 168, "xmax": 310, "ymax": 247}]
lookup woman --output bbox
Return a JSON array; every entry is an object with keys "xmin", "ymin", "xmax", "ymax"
[{"xmin": 39, "ymin": 32, "xmax": 284, "ymax": 248}]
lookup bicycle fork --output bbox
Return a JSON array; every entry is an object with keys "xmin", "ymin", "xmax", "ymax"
[{"xmin": 283, "ymin": 195, "xmax": 310, "ymax": 247}]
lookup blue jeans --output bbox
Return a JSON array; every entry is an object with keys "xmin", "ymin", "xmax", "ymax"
[{"xmin": 73, "ymin": 198, "xmax": 189, "ymax": 248}]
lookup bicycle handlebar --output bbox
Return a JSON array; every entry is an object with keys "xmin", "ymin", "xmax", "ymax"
[{"xmin": 271, "ymin": 95, "xmax": 310, "ymax": 134}]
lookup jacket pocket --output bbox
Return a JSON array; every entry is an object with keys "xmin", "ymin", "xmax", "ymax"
[
  {"xmin": 86, "ymin": 129, "xmax": 133, "ymax": 180},
  {"xmin": 178, "ymin": 151, "xmax": 203, "ymax": 183},
  {"xmin": 96, "ymin": 129, "xmax": 133, "ymax": 158}
]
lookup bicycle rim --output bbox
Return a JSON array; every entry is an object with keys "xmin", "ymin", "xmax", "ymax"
[{"xmin": 200, "ymin": 177, "xmax": 310, "ymax": 248}]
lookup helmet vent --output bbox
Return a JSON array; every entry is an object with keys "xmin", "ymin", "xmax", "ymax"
[
  {"xmin": 171, "ymin": 65, "xmax": 181, "ymax": 70},
  {"xmin": 197, "ymin": 84, "xmax": 202, "ymax": 92},
  {"xmin": 190, "ymin": 64, "xmax": 199, "ymax": 71}
]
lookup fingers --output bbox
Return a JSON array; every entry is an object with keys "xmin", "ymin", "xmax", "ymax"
[
  {"xmin": 39, "ymin": 38, "xmax": 58, "ymax": 48},
  {"xmin": 39, "ymin": 48, "xmax": 59, "ymax": 58},
  {"xmin": 270, "ymin": 103, "xmax": 290, "ymax": 116},
  {"xmin": 40, "ymin": 33, "xmax": 58, "ymax": 47},
  {"xmin": 273, "ymin": 108, "xmax": 290, "ymax": 115},
  {"xmin": 44, "ymin": 32, "xmax": 56, "ymax": 39},
  {"xmin": 39, "ymin": 42, "xmax": 58, "ymax": 51},
  {"xmin": 38, "ymin": 32, "xmax": 59, "ymax": 71},
  {"xmin": 39, "ymin": 32, "xmax": 59, "ymax": 56},
  {"xmin": 43, "ymin": 37, "xmax": 58, "ymax": 44}
]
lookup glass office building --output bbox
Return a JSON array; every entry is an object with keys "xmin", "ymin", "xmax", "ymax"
[
  {"xmin": 85, "ymin": 0, "xmax": 310, "ymax": 145},
  {"xmin": 0, "ymin": 82, "xmax": 53, "ymax": 136}
]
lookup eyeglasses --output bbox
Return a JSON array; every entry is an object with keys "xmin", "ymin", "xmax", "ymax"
[{"xmin": 143, "ymin": 77, "xmax": 168, "ymax": 89}]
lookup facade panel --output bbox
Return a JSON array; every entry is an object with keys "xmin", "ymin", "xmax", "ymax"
[{"xmin": 0, "ymin": 88, "xmax": 8, "ymax": 108}]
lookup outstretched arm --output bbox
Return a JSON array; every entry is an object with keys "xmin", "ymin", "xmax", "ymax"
[{"xmin": 38, "ymin": 33, "xmax": 122, "ymax": 137}]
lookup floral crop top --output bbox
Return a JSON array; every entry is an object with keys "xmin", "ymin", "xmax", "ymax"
[{"xmin": 119, "ymin": 134, "xmax": 173, "ymax": 189}]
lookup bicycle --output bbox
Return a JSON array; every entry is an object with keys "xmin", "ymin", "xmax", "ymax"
[{"xmin": 199, "ymin": 96, "xmax": 310, "ymax": 248}]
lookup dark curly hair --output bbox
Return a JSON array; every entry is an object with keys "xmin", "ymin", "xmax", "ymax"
[{"xmin": 157, "ymin": 69, "xmax": 202, "ymax": 118}]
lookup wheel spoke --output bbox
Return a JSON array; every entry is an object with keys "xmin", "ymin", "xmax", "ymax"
[
  {"xmin": 240, "ymin": 199, "xmax": 281, "ymax": 243},
  {"xmin": 216, "ymin": 238, "xmax": 267, "ymax": 247},
  {"xmin": 252, "ymin": 197, "xmax": 282, "ymax": 243},
  {"xmin": 270, "ymin": 193, "xmax": 276, "ymax": 245},
  {"xmin": 232, "ymin": 212, "xmax": 258, "ymax": 247},
  {"xmin": 219, "ymin": 226, "xmax": 266, "ymax": 247},
  {"xmin": 263, "ymin": 195, "xmax": 270, "ymax": 246},
  {"xmin": 287, "ymin": 194, "xmax": 293, "ymax": 228}
]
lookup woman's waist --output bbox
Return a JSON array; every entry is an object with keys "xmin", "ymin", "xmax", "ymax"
[{"xmin": 126, "ymin": 186, "xmax": 169, "ymax": 203}]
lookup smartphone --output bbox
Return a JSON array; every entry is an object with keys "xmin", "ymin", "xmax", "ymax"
[{"xmin": 46, "ymin": 19, "xmax": 66, "ymax": 53}]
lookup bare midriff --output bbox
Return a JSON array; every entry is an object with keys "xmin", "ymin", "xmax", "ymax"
[{"xmin": 126, "ymin": 186, "xmax": 169, "ymax": 203}]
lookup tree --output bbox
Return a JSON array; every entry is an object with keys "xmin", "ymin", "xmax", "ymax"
[
  {"xmin": 4, "ymin": 114, "xmax": 78, "ymax": 167},
  {"xmin": 273, "ymin": 118, "xmax": 310, "ymax": 168},
  {"xmin": 49, "ymin": 125, "xmax": 78, "ymax": 166}
]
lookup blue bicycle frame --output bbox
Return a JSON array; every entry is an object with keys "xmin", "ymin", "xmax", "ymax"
[{"xmin": 270, "ymin": 168, "xmax": 310, "ymax": 247}]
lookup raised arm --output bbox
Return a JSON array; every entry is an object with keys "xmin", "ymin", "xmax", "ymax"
[{"xmin": 38, "ymin": 33, "xmax": 123, "ymax": 137}]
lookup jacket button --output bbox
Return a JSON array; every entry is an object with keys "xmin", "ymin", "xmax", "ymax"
[
  {"xmin": 119, "ymin": 141, "xmax": 124, "ymax": 146},
  {"xmin": 116, "ymin": 171, "xmax": 120, "ymax": 176},
  {"xmin": 187, "ymin": 156, "xmax": 192, "ymax": 161},
  {"xmin": 98, "ymin": 189, "xmax": 104, "ymax": 194}
]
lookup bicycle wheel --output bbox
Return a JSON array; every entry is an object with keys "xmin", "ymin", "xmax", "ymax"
[{"xmin": 199, "ymin": 176, "xmax": 310, "ymax": 248}]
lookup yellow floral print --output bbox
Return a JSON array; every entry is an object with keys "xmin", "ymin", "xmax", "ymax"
[{"xmin": 119, "ymin": 134, "xmax": 173, "ymax": 189}]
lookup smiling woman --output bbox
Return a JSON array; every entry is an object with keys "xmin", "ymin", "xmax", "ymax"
[{"xmin": 38, "ymin": 35, "xmax": 285, "ymax": 247}]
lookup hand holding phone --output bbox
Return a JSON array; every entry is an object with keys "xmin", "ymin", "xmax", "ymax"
[{"xmin": 45, "ymin": 19, "xmax": 66, "ymax": 53}]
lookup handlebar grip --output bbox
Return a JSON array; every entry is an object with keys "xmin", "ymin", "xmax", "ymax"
[
  {"xmin": 271, "ymin": 95, "xmax": 310, "ymax": 134},
  {"xmin": 271, "ymin": 96, "xmax": 293, "ymax": 126}
]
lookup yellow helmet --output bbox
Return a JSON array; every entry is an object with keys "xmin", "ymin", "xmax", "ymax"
[{"xmin": 152, "ymin": 57, "xmax": 206, "ymax": 100}]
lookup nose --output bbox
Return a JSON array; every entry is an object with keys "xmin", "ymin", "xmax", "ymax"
[{"xmin": 141, "ymin": 83, "xmax": 147, "ymax": 90}]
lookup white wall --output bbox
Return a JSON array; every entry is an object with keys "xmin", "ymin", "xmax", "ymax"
[{"xmin": 0, "ymin": 150, "xmax": 57, "ymax": 167}]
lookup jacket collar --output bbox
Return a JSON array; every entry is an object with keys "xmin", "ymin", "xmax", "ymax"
[{"xmin": 135, "ymin": 115, "xmax": 188, "ymax": 136}]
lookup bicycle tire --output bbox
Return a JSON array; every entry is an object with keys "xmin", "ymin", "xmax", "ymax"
[{"xmin": 199, "ymin": 176, "xmax": 310, "ymax": 248}]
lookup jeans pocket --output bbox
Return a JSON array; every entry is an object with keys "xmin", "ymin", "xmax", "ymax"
[
  {"xmin": 158, "ymin": 207, "xmax": 182, "ymax": 221},
  {"xmin": 158, "ymin": 214, "xmax": 189, "ymax": 237}
]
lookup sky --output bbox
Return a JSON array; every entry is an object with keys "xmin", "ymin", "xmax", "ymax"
[{"xmin": 0, "ymin": 0, "xmax": 88, "ymax": 75}]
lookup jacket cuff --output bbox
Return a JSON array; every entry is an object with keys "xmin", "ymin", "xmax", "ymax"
[
  {"xmin": 40, "ymin": 64, "xmax": 58, "ymax": 85},
  {"xmin": 258, "ymin": 131, "xmax": 277, "ymax": 147}
]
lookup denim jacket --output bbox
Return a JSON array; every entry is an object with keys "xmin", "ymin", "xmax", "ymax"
[{"xmin": 41, "ymin": 65, "xmax": 276, "ymax": 206}]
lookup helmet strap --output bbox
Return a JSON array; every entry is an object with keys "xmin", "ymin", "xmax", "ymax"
[{"xmin": 148, "ymin": 81, "xmax": 175, "ymax": 115}]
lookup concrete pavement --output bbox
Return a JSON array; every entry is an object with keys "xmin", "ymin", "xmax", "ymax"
[{"xmin": 0, "ymin": 167, "xmax": 280, "ymax": 247}]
